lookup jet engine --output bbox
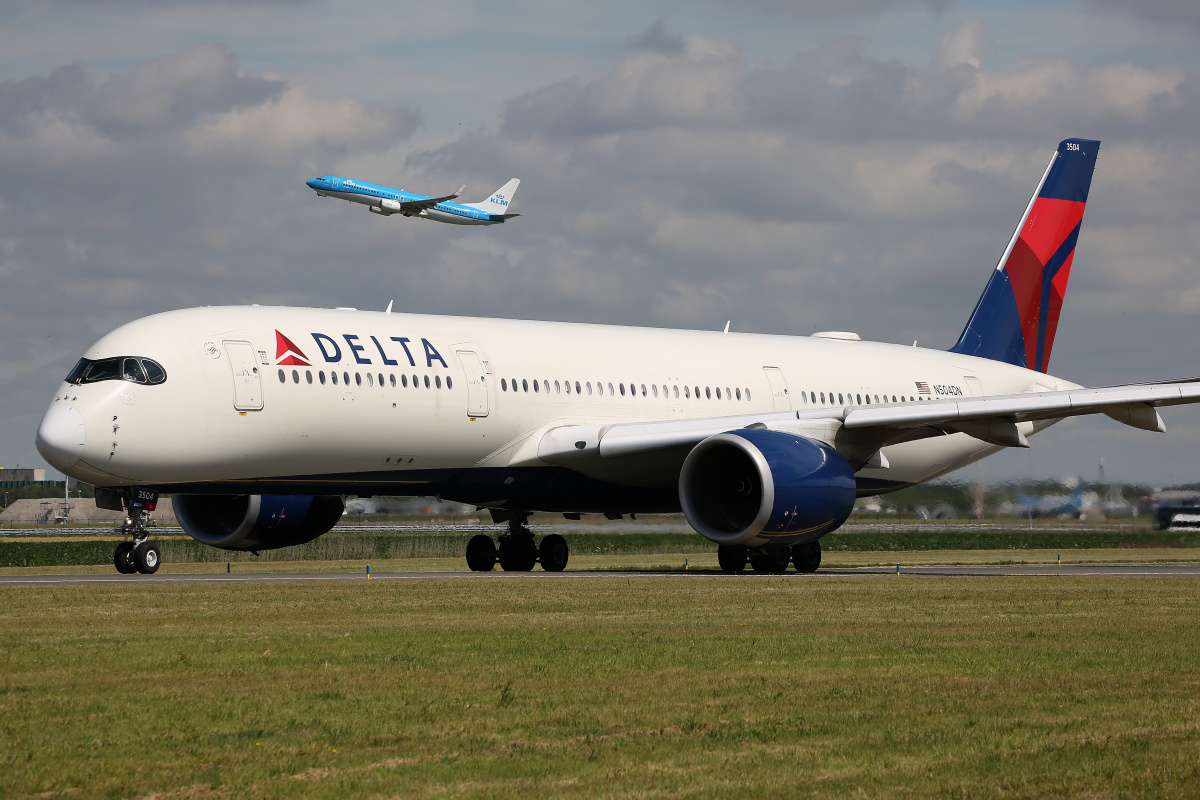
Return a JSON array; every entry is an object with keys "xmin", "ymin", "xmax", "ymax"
[
  {"xmin": 679, "ymin": 429, "xmax": 856, "ymax": 547},
  {"xmin": 174, "ymin": 495, "xmax": 345, "ymax": 552}
]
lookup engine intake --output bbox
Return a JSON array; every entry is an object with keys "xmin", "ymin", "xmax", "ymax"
[
  {"xmin": 679, "ymin": 430, "xmax": 856, "ymax": 546},
  {"xmin": 174, "ymin": 495, "xmax": 345, "ymax": 552}
]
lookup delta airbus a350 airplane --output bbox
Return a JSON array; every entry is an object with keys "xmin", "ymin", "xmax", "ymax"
[
  {"xmin": 306, "ymin": 175, "xmax": 520, "ymax": 225},
  {"xmin": 35, "ymin": 139, "xmax": 1200, "ymax": 575}
]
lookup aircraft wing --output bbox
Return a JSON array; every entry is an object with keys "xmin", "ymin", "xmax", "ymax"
[
  {"xmin": 534, "ymin": 380, "xmax": 1200, "ymax": 475},
  {"xmin": 399, "ymin": 185, "xmax": 465, "ymax": 213}
]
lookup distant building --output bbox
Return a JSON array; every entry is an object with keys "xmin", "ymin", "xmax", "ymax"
[{"xmin": 0, "ymin": 468, "xmax": 46, "ymax": 482}]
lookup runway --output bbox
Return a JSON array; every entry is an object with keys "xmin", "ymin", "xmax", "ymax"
[{"xmin": 2, "ymin": 562, "xmax": 1199, "ymax": 586}]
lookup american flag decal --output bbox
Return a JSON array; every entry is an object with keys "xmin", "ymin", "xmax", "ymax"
[{"xmin": 915, "ymin": 381, "xmax": 931, "ymax": 395}]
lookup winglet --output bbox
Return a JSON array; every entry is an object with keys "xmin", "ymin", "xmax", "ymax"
[{"xmin": 452, "ymin": 185, "xmax": 465, "ymax": 200}]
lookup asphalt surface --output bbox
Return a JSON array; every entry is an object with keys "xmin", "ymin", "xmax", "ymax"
[{"xmin": 2, "ymin": 562, "xmax": 1199, "ymax": 586}]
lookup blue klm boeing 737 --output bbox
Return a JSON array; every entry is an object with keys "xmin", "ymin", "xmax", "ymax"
[{"xmin": 306, "ymin": 175, "xmax": 520, "ymax": 226}]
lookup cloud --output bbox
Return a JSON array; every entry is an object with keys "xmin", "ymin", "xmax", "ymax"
[
  {"xmin": 1085, "ymin": 0, "xmax": 1200, "ymax": 33},
  {"xmin": 720, "ymin": 0, "xmax": 954, "ymax": 19},
  {"xmin": 6, "ymin": 18, "xmax": 1200, "ymax": 483}
]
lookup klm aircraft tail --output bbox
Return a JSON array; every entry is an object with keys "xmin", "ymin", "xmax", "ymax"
[
  {"xmin": 949, "ymin": 138, "xmax": 1100, "ymax": 373},
  {"xmin": 466, "ymin": 178, "xmax": 520, "ymax": 218}
]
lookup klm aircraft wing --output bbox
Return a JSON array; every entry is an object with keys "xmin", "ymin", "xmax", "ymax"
[
  {"xmin": 398, "ymin": 185, "xmax": 465, "ymax": 213},
  {"xmin": 532, "ymin": 380, "xmax": 1200, "ymax": 477}
]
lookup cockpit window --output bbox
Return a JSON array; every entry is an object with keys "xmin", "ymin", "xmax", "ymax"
[
  {"xmin": 142, "ymin": 359, "xmax": 166, "ymax": 384},
  {"xmin": 122, "ymin": 358, "xmax": 146, "ymax": 383},
  {"xmin": 66, "ymin": 357, "xmax": 167, "ymax": 386}
]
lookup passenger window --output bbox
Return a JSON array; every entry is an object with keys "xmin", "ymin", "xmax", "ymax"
[
  {"xmin": 543, "ymin": 380, "xmax": 549, "ymax": 393},
  {"xmin": 522, "ymin": 379, "xmax": 528, "ymax": 392},
  {"xmin": 684, "ymin": 386, "xmax": 690, "ymax": 399},
  {"xmin": 736, "ymin": 388, "xmax": 742, "ymax": 400},
  {"xmin": 436, "ymin": 376, "xmax": 442, "ymax": 389},
  {"xmin": 694, "ymin": 386, "xmax": 700, "ymax": 399},
  {"xmin": 726, "ymin": 387, "xmax": 731, "ymax": 400},
  {"xmin": 586, "ymin": 382, "xmax": 593, "ymax": 395},
  {"xmin": 367, "ymin": 373, "xmax": 374, "ymax": 387},
  {"xmin": 447, "ymin": 377, "xmax": 453, "ymax": 389},
  {"xmin": 555, "ymin": 380, "xmax": 561, "ymax": 393},
  {"xmin": 389, "ymin": 375, "xmax": 396, "ymax": 388},
  {"xmin": 715, "ymin": 387, "xmax": 721, "ymax": 400},
  {"xmin": 838, "ymin": 393, "xmax": 843, "ymax": 404},
  {"xmin": 576, "ymin": 381, "xmax": 582, "ymax": 394},
  {"xmin": 343, "ymin": 372, "xmax": 350, "ymax": 385},
  {"xmin": 424, "ymin": 375, "xmax": 430, "ymax": 388},
  {"xmin": 565, "ymin": 381, "xmax": 571, "ymax": 394},
  {"xmin": 745, "ymin": 389, "xmax": 751, "ymax": 401},
  {"xmin": 501, "ymin": 378, "xmax": 507, "ymax": 391},
  {"xmin": 355, "ymin": 373, "xmax": 362, "ymax": 386},
  {"xmin": 307, "ymin": 371, "xmax": 313, "ymax": 385},
  {"xmin": 856, "ymin": 394, "xmax": 861, "ymax": 404},
  {"xmin": 378, "ymin": 373, "xmax": 384, "ymax": 386},
  {"xmin": 608, "ymin": 382, "xmax": 614, "ymax": 395},
  {"xmin": 597, "ymin": 382, "xmax": 604, "ymax": 396},
  {"xmin": 674, "ymin": 386, "xmax": 679, "ymax": 398},
  {"xmin": 319, "ymin": 371, "xmax": 326, "ymax": 385},
  {"xmin": 332, "ymin": 372, "xmax": 338, "ymax": 386},
  {"xmin": 533, "ymin": 379, "xmax": 539, "ymax": 393},
  {"xmin": 706, "ymin": 387, "xmax": 711, "ymax": 399},
  {"xmin": 293, "ymin": 370, "xmax": 300, "ymax": 384},
  {"xmin": 402, "ymin": 374, "xmax": 408, "ymax": 387},
  {"xmin": 278, "ymin": 369, "xmax": 286, "ymax": 383},
  {"xmin": 652, "ymin": 385, "xmax": 659, "ymax": 398},
  {"xmin": 619, "ymin": 383, "xmax": 626, "ymax": 396}
]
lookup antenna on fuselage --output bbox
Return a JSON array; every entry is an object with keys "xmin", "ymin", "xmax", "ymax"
[
  {"xmin": 385, "ymin": 300, "xmax": 393, "ymax": 315},
  {"xmin": 723, "ymin": 321, "xmax": 730, "ymax": 334}
]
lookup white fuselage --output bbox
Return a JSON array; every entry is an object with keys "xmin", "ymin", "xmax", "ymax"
[{"xmin": 42, "ymin": 306, "xmax": 1069, "ymax": 501}]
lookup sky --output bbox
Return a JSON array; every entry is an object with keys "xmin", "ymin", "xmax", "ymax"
[{"xmin": 2, "ymin": 0, "xmax": 1200, "ymax": 487}]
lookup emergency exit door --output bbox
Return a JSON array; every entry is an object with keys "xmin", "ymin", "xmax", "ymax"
[
  {"xmin": 224, "ymin": 340, "xmax": 263, "ymax": 411},
  {"xmin": 457, "ymin": 350, "xmax": 489, "ymax": 417},
  {"xmin": 763, "ymin": 367, "xmax": 791, "ymax": 411}
]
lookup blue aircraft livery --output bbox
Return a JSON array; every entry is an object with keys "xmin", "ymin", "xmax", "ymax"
[{"xmin": 306, "ymin": 175, "xmax": 520, "ymax": 226}]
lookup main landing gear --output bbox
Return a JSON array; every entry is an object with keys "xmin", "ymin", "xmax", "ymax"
[
  {"xmin": 717, "ymin": 540, "xmax": 822, "ymax": 575},
  {"xmin": 113, "ymin": 511, "xmax": 161, "ymax": 575},
  {"xmin": 466, "ymin": 513, "xmax": 569, "ymax": 573}
]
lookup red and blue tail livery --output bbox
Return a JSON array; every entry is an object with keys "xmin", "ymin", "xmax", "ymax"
[{"xmin": 950, "ymin": 138, "xmax": 1100, "ymax": 372}]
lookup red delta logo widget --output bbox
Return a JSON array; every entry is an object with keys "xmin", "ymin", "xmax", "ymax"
[{"xmin": 275, "ymin": 331, "xmax": 311, "ymax": 366}]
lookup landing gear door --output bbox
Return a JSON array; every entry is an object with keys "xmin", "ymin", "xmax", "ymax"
[
  {"xmin": 457, "ymin": 350, "xmax": 489, "ymax": 418},
  {"xmin": 763, "ymin": 366, "xmax": 791, "ymax": 411},
  {"xmin": 224, "ymin": 340, "xmax": 264, "ymax": 411}
]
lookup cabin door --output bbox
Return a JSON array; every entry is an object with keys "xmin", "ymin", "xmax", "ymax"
[
  {"xmin": 457, "ymin": 350, "xmax": 490, "ymax": 417},
  {"xmin": 762, "ymin": 366, "xmax": 791, "ymax": 411},
  {"xmin": 224, "ymin": 340, "xmax": 264, "ymax": 411}
]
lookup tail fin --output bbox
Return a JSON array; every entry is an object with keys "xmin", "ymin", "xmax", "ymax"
[
  {"xmin": 949, "ymin": 138, "xmax": 1100, "ymax": 372},
  {"xmin": 466, "ymin": 179, "xmax": 520, "ymax": 216}
]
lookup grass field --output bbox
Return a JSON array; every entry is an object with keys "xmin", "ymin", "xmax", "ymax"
[{"xmin": 3, "ymin": 575, "xmax": 1200, "ymax": 798}]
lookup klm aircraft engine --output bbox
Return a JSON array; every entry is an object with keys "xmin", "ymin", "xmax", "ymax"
[
  {"xmin": 174, "ymin": 495, "xmax": 345, "ymax": 552},
  {"xmin": 678, "ymin": 430, "xmax": 856, "ymax": 549}
]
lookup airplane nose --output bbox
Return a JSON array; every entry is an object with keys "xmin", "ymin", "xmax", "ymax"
[
  {"xmin": 306, "ymin": 179, "xmax": 320, "ymax": 189},
  {"xmin": 35, "ymin": 404, "xmax": 86, "ymax": 471}
]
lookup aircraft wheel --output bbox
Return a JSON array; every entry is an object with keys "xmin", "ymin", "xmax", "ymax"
[
  {"xmin": 134, "ymin": 541, "xmax": 161, "ymax": 574},
  {"xmin": 466, "ymin": 534, "xmax": 497, "ymax": 572},
  {"xmin": 716, "ymin": 544, "xmax": 747, "ymax": 573},
  {"xmin": 114, "ymin": 542, "xmax": 137, "ymax": 574},
  {"xmin": 498, "ymin": 536, "xmax": 537, "ymax": 572},
  {"xmin": 749, "ymin": 545, "xmax": 790, "ymax": 574},
  {"xmin": 792, "ymin": 541, "xmax": 822, "ymax": 573},
  {"xmin": 538, "ymin": 534, "xmax": 569, "ymax": 572}
]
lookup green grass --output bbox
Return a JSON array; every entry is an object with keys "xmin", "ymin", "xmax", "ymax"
[{"xmin": 2, "ymin": 576, "xmax": 1199, "ymax": 798}]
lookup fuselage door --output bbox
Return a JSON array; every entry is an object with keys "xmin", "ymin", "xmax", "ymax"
[
  {"xmin": 457, "ymin": 350, "xmax": 489, "ymax": 417},
  {"xmin": 224, "ymin": 340, "xmax": 264, "ymax": 411},
  {"xmin": 763, "ymin": 366, "xmax": 791, "ymax": 411}
]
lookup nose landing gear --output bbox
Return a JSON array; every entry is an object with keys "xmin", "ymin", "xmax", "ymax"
[
  {"xmin": 465, "ymin": 513, "xmax": 570, "ymax": 572},
  {"xmin": 113, "ymin": 510, "xmax": 161, "ymax": 575}
]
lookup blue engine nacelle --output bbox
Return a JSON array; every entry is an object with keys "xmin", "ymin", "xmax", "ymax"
[
  {"xmin": 174, "ymin": 495, "xmax": 345, "ymax": 552},
  {"xmin": 679, "ymin": 429, "xmax": 857, "ymax": 546}
]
